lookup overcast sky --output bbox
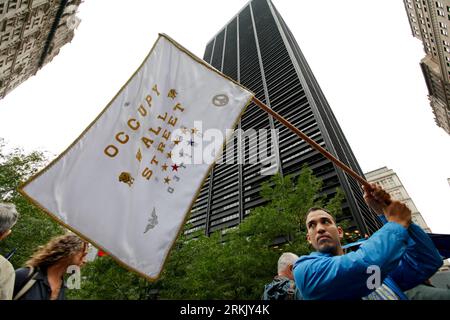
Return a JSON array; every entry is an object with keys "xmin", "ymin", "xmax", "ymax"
[{"xmin": 0, "ymin": 0, "xmax": 449, "ymax": 234}]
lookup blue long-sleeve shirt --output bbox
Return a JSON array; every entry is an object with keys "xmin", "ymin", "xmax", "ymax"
[{"xmin": 293, "ymin": 221, "xmax": 442, "ymax": 300}]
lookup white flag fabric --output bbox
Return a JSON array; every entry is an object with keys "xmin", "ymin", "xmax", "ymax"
[{"xmin": 20, "ymin": 34, "xmax": 253, "ymax": 279}]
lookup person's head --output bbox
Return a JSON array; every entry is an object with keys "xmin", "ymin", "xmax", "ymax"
[
  {"xmin": 26, "ymin": 233, "xmax": 88, "ymax": 269},
  {"xmin": 0, "ymin": 202, "xmax": 19, "ymax": 241},
  {"xmin": 277, "ymin": 252, "xmax": 299, "ymax": 280},
  {"xmin": 305, "ymin": 207, "xmax": 344, "ymax": 256}
]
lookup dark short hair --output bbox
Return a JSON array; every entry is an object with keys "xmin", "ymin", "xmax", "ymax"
[{"xmin": 306, "ymin": 207, "xmax": 336, "ymax": 223}]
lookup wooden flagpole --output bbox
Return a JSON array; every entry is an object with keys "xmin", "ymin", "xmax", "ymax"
[{"xmin": 252, "ymin": 96, "xmax": 372, "ymax": 189}]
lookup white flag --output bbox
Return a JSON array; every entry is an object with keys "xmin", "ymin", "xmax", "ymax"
[{"xmin": 20, "ymin": 34, "xmax": 253, "ymax": 279}]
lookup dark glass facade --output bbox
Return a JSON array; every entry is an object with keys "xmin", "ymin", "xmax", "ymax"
[{"xmin": 185, "ymin": 0, "xmax": 383, "ymax": 237}]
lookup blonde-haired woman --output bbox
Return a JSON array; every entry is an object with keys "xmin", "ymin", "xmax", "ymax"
[{"xmin": 13, "ymin": 233, "xmax": 88, "ymax": 300}]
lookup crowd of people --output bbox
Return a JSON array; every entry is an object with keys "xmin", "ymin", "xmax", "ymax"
[{"xmin": 1, "ymin": 183, "xmax": 449, "ymax": 300}]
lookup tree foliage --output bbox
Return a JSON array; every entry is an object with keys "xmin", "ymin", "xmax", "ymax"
[
  {"xmin": 71, "ymin": 165, "xmax": 347, "ymax": 299},
  {"xmin": 68, "ymin": 256, "xmax": 153, "ymax": 300},
  {"xmin": 0, "ymin": 138, "xmax": 63, "ymax": 268}
]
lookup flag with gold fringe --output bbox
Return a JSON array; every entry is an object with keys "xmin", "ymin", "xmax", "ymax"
[{"xmin": 20, "ymin": 34, "xmax": 253, "ymax": 280}]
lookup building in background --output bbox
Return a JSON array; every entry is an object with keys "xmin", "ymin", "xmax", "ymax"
[
  {"xmin": 365, "ymin": 166, "xmax": 431, "ymax": 232},
  {"xmin": 185, "ymin": 0, "xmax": 383, "ymax": 238},
  {"xmin": 0, "ymin": 0, "xmax": 81, "ymax": 99},
  {"xmin": 403, "ymin": 0, "xmax": 450, "ymax": 135}
]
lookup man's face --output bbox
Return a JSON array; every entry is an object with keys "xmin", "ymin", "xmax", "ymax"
[{"xmin": 306, "ymin": 210, "xmax": 343, "ymax": 255}]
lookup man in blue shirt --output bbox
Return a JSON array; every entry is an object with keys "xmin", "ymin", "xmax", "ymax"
[{"xmin": 293, "ymin": 184, "xmax": 443, "ymax": 300}]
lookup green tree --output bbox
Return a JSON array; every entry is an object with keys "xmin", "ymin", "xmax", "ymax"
[
  {"xmin": 68, "ymin": 256, "xmax": 154, "ymax": 300},
  {"xmin": 0, "ymin": 138, "xmax": 63, "ymax": 268}
]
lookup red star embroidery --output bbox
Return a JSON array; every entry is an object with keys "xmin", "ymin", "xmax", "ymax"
[{"xmin": 171, "ymin": 164, "xmax": 179, "ymax": 172}]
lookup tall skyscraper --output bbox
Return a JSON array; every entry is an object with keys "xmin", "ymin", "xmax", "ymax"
[
  {"xmin": 0, "ymin": 0, "xmax": 81, "ymax": 99},
  {"xmin": 185, "ymin": 0, "xmax": 383, "ymax": 237},
  {"xmin": 365, "ymin": 166, "xmax": 432, "ymax": 232},
  {"xmin": 403, "ymin": 0, "xmax": 450, "ymax": 135}
]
